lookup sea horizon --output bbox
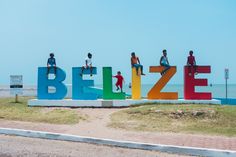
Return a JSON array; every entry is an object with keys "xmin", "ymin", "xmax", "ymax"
[{"xmin": 0, "ymin": 84, "xmax": 235, "ymax": 99}]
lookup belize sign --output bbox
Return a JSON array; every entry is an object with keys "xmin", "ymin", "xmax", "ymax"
[{"xmin": 28, "ymin": 65, "xmax": 221, "ymax": 107}]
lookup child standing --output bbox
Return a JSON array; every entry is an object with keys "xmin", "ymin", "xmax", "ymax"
[
  {"xmin": 160, "ymin": 49, "xmax": 170, "ymax": 75},
  {"xmin": 81, "ymin": 53, "xmax": 93, "ymax": 76},
  {"xmin": 113, "ymin": 71, "xmax": 125, "ymax": 92},
  {"xmin": 187, "ymin": 50, "xmax": 197, "ymax": 75},
  {"xmin": 47, "ymin": 53, "xmax": 56, "ymax": 76}
]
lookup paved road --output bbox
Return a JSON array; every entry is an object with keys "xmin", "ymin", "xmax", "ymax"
[{"xmin": 0, "ymin": 135, "xmax": 192, "ymax": 157}]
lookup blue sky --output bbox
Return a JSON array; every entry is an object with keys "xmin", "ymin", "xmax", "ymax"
[{"xmin": 0, "ymin": 0, "xmax": 236, "ymax": 85}]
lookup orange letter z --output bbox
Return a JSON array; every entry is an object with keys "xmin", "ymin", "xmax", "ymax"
[{"xmin": 148, "ymin": 66, "xmax": 178, "ymax": 100}]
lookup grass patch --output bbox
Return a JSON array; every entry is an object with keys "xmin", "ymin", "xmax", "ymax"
[
  {"xmin": 109, "ymin": 104, "xmax": 236, "ymax": 137},
  {"xmin": 0, "ymin": 97, "xmax": 87, "ymax": 124}
]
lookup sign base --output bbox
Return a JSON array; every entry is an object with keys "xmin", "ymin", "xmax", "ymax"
[{"xmin": 28, "ymin": 99, "xmax": 221, "ymax": 107}]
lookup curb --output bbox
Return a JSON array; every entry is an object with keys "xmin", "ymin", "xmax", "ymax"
[{"xmin": 0, "ymin": 128, "xmax": 235, "ymax": 157}]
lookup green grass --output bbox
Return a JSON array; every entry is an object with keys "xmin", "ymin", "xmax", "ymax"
[
  {"xmin": 109, "ymin": 104, "xmax": 236, "ymax": 137},
  {"xmin": 0, "ymin": 97, "xmax": 87, "ymax": 124}
]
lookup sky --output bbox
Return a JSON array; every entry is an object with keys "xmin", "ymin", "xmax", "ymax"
[{"xmin": 0, "ymin": 0, "xmax": 236, "ymax": 85}]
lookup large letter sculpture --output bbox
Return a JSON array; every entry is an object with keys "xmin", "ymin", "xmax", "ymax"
[
  {"xmin": 131, "ymin": 68, "xmax": 141, "ymax": 99},
  {"xmin": 38, "ymin": 67, "xmax": 67, "ymax": 99},
  {"xmin": 148, "ymin": 66, "xmax": 178, "ymax": 99},
  {"xmin": 72, "ymin": 67, "xmax": 98, "ymax": 100},
  {"xmin": 103, "ymin": 67, "xmax": 126, "ymax": 100},
  {"xmin": 184, "ymin": 66, "xmax": 212, "ymax": 100}
]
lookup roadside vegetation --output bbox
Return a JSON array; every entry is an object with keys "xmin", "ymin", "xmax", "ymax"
[
  {"xmin": 0, "ymin": 97, "xmax": 87, "ymax": 124},
  {"xmin": 109, "ymin": 104, "xmax": 236, "ymax": 136}
]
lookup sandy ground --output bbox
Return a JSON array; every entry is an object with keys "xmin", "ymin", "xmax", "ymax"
[
  {"xmin": 0, "ymin": 135, "xmax": 191, "ymax": 157},
  {"xmin": 0, "ymin": 108, "xmax": 236, "ymax": 151}
]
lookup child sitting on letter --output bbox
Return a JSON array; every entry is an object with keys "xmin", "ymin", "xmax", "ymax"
[
  {"xmin": 160, "ymin": 49, "xmax": 170, "ymax": 75},
  {"xmin": 187, "ymin": 50, "xmax": 197, "ymax": 76},
  {"xmin": 113, "ymin": 71, "xmax": 125, "ymax": 92},
  {"xmin": 47, "ymin": 53, "xmax": 57, "ymax": 76},
  {"xmin": 81, "ymin": 53, "xmax": 93, "ymax": 76},
  {"xmin": 131, "ymin": 52, "xmax": 145, "ymax": 76}
]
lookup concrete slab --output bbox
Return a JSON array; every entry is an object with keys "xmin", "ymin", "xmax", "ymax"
[{"xmin": 28, "ymin": 99, "xmax": 221, "ymax": 107}]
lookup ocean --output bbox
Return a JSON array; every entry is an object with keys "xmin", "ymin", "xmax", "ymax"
[{"xmin": 0, "ymin": 84, "xmax": 235, "ymax": 99}]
